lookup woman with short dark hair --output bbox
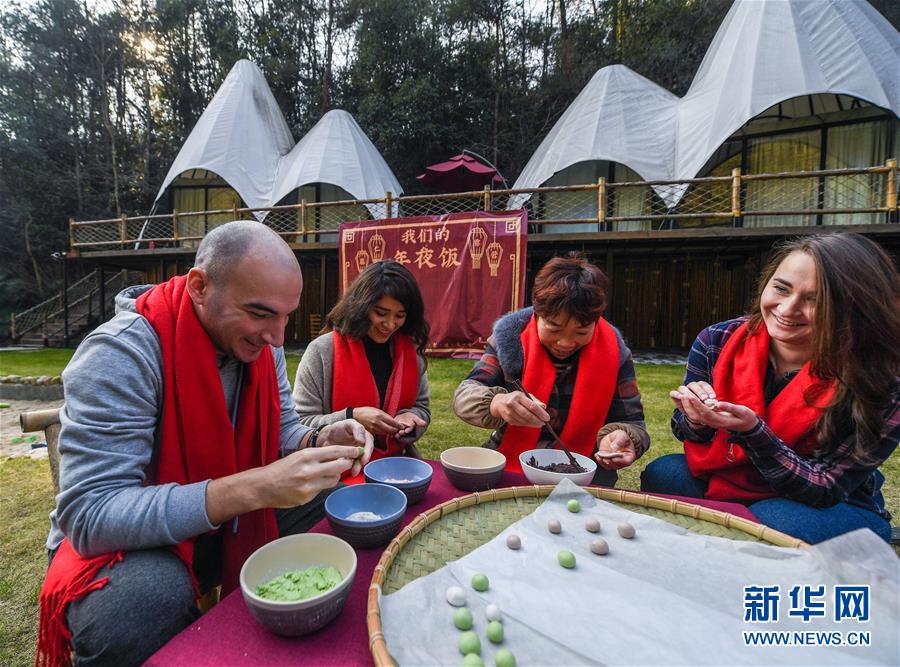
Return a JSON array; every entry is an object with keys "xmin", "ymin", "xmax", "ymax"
[
  {"xmin": 454, "ymin": 252, "xmax": 649, "ymax": 486},
  {"xmin": 294, "ymin": 261, "xmax": 430, "ymax": 471},
  {"xmin": 642, "ymin": 232, "xmax": 900, "ymax": 543}
]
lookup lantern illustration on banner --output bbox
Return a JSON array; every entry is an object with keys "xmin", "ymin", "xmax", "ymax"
[
  {"xmin": 355, "ymin": 249, "xmax": 371, "ymax": 272},
  {"xmin": 467, "ymin": 225, "xmax": 487, "ymax": 269},
  {"xmin": 368, "ymin": 231, "xmax": 385, "ymax": 262},
  {"xmin": 486, "ymin": 239, "xmax": 502, "ymax": 277}
]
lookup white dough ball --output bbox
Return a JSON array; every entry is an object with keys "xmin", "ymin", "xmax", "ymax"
[
  {"xmin": 446, "ymin": 585, "xmax": 467, "ymax": 607},
  {"xmin": 485, "ymin": 603, "xmax": 502, "ymax": 622}
]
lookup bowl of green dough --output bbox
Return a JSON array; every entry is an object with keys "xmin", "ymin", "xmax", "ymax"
[{"xmin": 239, "ymin": 533, "xmax": 357, "ymax": 636}]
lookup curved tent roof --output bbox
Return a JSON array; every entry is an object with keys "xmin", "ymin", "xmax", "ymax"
[
  {"xmin": 154, "ymin": 60, "xmax": 294, "ymax": 211},
  {"xmin": 269, "ymin": 109, "xmax": 403, "ymax": 213},
  {"xmin": 154, "ymin": 63, "xmax": 401, "ymax": 220},
  {"xmin": 511, "ymin": 0, "xmax": 899, "ymax": 209},
  {"xmin": 508, "ymin": 65, "xmax": 678, "ymax": 210}
]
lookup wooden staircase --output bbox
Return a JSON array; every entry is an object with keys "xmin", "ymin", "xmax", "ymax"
[{"xmin": 11, "ymin": 270, "xmax": 139, "ymax": 347}]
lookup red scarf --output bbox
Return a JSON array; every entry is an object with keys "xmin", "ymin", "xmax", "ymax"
[
  {"xmin": 499, "ymin": 315, "xmax": 619, "ymax": 473},
  {"xmin": 36, "ymin": 275, "xmax": 281, "ymax": 667},
  {"xmin": 331, "ymin": 331, "xmax": 418, "ymax": 483},
  {"xmin": 684, "ymin": 321, "xmax": 834, "ymax": 501}
]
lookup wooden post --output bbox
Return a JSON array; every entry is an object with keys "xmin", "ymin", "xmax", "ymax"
[
  {"xmin": 10, "ymin": 312, "xmax": 16, "ymax": 340},
  {"xmin": 385, "ymin": 192, "xmax": 393, "ymax": 219},
  {"xmin": 597, "ymin": 178, "xmax": 607, "ymax": 231},
  {"xmin": 887, "ymin": 159, "xmax": 897, "ymax": 213},
  {"xmin": 232, "ymin": 203, "xmax": 239, "ymax": 221},
  {"xmin": 483, "ymin": 186, "xmax": 491, "ymax": 212},
  {"xmin": 731, "ymin": 168, "xmax": 742, "ymax": 220},
  {"xmin": 172, "ymin": 211, "xmax": 179, "ymax": 244},
  {"xmin": 42, "ymin": 313, "xmax": 48, "ymax": 347},
  {"xmin": 68, "ymin": 217, "xmax": 76, "ymax": 252},
  {"xmin": 119, "ymin": 215, "xmax": 127, "ymax": 247},
  {"xmin": 300, "ymin": 199, "xmax": 308, "ymax": 235}
]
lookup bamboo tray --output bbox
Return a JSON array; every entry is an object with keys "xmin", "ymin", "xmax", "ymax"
[{"xmin": 367, "ymin": 485, "xmax": 806, "ymax": 665}]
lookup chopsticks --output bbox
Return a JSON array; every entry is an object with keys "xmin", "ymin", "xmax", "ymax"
[{"xmin": 509, "ymin": 379, "xmax": 581, "ymax": 468}]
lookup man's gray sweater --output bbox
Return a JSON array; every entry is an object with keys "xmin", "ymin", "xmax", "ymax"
[{"xmin": 46, "ymin": 285, "xmax": 309, "ymax": 556}]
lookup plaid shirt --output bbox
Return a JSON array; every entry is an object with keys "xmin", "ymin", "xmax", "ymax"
[
  {"xmin": 673, "ymin": 317, "xmax": 899, "ymax": 520},
  {"xmin": 464, "ymin": 332, "xmax": 648, "ymax": 456}
]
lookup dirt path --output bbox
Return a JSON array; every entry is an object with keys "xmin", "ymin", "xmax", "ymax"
[{"xmin": 0, "ymin": 399, "xmax": 64, "ymax": 458}]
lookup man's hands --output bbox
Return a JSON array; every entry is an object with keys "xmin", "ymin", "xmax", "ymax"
[
  {"xmin": 204, "ymin": 419, "xmax": 374, "ymax": 526},
  {"xmin": 489, "ymin": 391, "xmax": 550, "ymax": 427},
  {"xmin": 317, "ymin": 419, "xmax": 375, "ymax": 477},
  {"xmin": 669, "ymin": 382, "xmax": 758, "ymax": 433},
  {"xmin": 594, "ymin": 429, "xmax": 635, "ymax": 471}
]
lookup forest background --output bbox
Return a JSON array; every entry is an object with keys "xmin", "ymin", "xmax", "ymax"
[{"xmin": 2, "ymin": 0, "xmax": 898, "ymax": 325}]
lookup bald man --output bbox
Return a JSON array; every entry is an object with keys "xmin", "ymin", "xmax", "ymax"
[{"xmin": 38, "ymin": 221, "xmax": 373, "ymax": 666}]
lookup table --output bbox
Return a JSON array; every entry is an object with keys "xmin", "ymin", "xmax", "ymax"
[{"xmin": 147, "ymin": 462, "xmax": 758, "ymax": 666}]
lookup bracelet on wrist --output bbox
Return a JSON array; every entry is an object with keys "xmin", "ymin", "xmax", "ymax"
[
  {"xmin": 345, "ymin": 406, "xmax": 353, "ymax": 420},
  {"xmin": 308, "ymin": 424, "xmax": 326, "ymax": 448}
]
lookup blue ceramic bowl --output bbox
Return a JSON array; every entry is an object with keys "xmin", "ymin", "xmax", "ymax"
[
  {"xmin": 324, "ymin": 483, "xmax": 407, "ymax": 549},
  {"xmin": 363, "ymin": 457, "xmax": 433, "ymax": 505}
]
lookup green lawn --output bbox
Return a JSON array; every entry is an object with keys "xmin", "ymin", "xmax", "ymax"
[
  {"xmin": 0, "ymin": 350, "xmax": 896, "ymax": 666},
  {"xmin": 0, "ymin": 349, "xmax": 75, "ymax": 377}
]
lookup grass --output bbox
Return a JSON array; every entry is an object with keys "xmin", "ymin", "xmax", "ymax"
[
  {"xmin": 0, "ymin": 349, "xmax": 75, "ymax": 377},
  {"xmin": 0, "ymin": 351, "xmax": 896, "ymax": 665}
]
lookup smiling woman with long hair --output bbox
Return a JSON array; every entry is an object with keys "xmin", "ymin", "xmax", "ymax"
[
  {"xmin": 293, "ymin": 261, "xmax": 431, "ymax": 474},
  {"xmin": 641, "ymin": 233, "xmax": 900, "ymax": 543}
]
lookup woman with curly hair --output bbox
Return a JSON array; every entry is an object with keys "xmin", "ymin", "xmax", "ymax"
[
  {"xmin": 294, "ymin": 260, "xmax": 430, "ymax": 470},
  {"xmin": 642, "ymin": 233, "xmax": 900, "ymax": 543},
  {"xmin": 454, "ymin": 252, "xmax": 649, "ymax": 486}
]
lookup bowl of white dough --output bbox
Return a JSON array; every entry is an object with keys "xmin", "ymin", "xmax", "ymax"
[
  {"xmin": 324, "ymin": 483, "xmax": 408, "ymax": 549},
  {"xmin": 519, "ymin": 449, "xmax": 597, "ymax": 486}
]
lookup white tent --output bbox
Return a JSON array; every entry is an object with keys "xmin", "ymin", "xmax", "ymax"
[
  {"xmin": 154, "ymin": 61, "xmax": 401, "ymax": 218},
  {"xmin": 269, "ymin": 109, "xmax": 402, "ymax": 215},
  {"xmin": 510, "ymin": 0, "xmax": 900, "ymax": 209},
  {"xmin": 154, "ymin": 60, "xmax": 294, "ymax": 212}
]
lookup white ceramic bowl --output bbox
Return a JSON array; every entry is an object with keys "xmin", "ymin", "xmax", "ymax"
[
  {"xmin": 440, "ymin": 447, "xmax": 506, "ymax": 491},
  {"xmin": 240, "ymin": 533, "xmax": 357, "ymax": 636},
  {"xmin": 519, "ymin": 448, "xmax": 597, "ymax": 486}
]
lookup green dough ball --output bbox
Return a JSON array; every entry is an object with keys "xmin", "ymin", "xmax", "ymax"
[
  {"xmin": 494, "ymin": 648, "xmax": 516, "ymax": 667},
  {"xmin": 471, "ymin": 573, "xmax": 490, "ymax": 592},
  {"xmin": 454, "ymin": 607, "xmax": 474, "ymax": 630},
  {"xmin": 567, "ymin": 499, "xmax": 581, "ymax": 513},
  {"xmin": 459, "ymin": 631, "xmax": 481, "ymax": 656},
  {"xmin": 558, "ymin": 549, "xmax": 576, "ymax": 569},
  {"xmin": 463, "ymin": 654, "xmax": 485, "ymax": 667},
  {"xmin": 486, "ymin": 620, "xmax": 504, "ymax": 644}
]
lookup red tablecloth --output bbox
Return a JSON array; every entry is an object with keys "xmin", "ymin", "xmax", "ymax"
[{"xmin": 148, "ymin": 463, "xmax": 757, "ymax": 666}]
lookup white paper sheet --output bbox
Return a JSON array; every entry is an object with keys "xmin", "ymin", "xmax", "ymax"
[{"xmin": 379, "ymin": 480, "xmax": 899, "ymax": 666}]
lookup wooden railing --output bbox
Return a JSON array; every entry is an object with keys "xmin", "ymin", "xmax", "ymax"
[{"xmin": 67, "ymin": 161, "xmax": 898, "ymax": 252}]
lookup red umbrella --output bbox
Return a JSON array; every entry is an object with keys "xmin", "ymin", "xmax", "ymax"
[{"xmin": 416, "ymin": 153, "xmax": 505, "ymax": 193}]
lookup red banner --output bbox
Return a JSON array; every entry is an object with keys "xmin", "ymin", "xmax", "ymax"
[{"xmin": 339, "ymin": 211, "xmax": 528, "ymax": 356}]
